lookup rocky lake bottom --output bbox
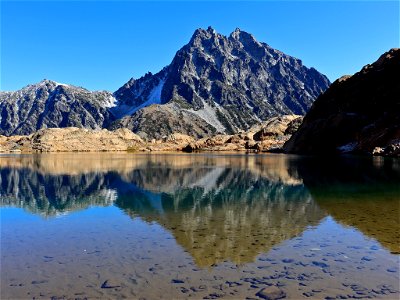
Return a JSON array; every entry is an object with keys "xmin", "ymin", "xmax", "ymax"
[{"xmin": 0, "ymin": 153, "xmax": 399, "ymax": 299}]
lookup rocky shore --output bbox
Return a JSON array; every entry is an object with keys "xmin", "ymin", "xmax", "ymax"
[{"xmin": 0, "ymin": 115, "xmax": 301, "ymax": 153}]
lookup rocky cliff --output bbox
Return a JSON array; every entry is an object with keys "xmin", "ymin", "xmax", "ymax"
[{"xmin": 284, "ymin": 48, "xmax": 400, "ymax": 156}]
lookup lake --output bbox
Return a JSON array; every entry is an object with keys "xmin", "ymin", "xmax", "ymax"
[{"xmin": 0, "ymin": 153, "xmax": 399, "ymax": 299}]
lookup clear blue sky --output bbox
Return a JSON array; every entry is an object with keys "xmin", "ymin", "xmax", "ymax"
[{"xmin": 1, "ymin": 1, "xmax": 399, "ymax": 91}]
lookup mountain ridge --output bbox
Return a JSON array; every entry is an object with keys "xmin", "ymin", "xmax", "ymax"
[{"xmin": 0, "ymin": 27, "xmax": 330, "ymax": 138}]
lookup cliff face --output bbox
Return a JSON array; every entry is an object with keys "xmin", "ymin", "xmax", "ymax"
[
  {"xmin": 111, "ymin": 27, "xmax": 329, "ymax": 138},
  {"xmin": 284, "ymin": 48, "xmax": 400, "ymax": 155}
]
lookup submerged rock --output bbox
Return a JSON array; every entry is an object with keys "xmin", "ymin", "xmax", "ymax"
[{"xmin": 256, "ymin": 286, "xmax": 286, "ymax": 299}]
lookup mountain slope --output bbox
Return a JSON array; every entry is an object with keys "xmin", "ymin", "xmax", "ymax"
[
  {"xmin": 283, "ymin": 48, "xmax": 400, "ymax": 155},
  {"xmin": 0, "ymin": 80, "xmax": 116, "ymax": 136},
  {"xmin": 112, "ymin": 27, "xmax": 330, "ymax": 138}
]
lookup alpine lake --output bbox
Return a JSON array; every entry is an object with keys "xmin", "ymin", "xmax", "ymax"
[{"xmin": 1, "ymin": 153, "xmax": 399, "ymax": 299}]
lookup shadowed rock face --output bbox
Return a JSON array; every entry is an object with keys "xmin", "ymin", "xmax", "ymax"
[
  {"xmin": 284, "ymin": 48, "xmax": 400, "ymax": 155},
  {"xmin": 0, "ymin": 80, "xmax": 116, "ymax": 136},
  {"xmin": 112, "ymin": 27, "xmax": 330, "ymax": 138}
]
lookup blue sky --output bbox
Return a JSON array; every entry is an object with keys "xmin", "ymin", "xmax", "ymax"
[{"xmin": 1, "ymin": 1, "xmax": 399, "ymax": 91}]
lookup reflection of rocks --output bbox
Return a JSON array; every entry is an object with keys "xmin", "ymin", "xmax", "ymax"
[
  {"xmin": 0, "ymin": 153, "xmax": 302, "ymax": 185},
  {"xmin": 1, "ymin": 153, "xmax": 398, "ymax": 263},
  {"xmin": 0, "ymin": 153, "xmax": 324, "ymax": 267},
  {"xmin": 289, "ymin": 156, "xmax": 400, "ymax": 253},
  {"xmin": 0, "ymin": 167, "xmax": 117, "ymax": 216},
  {"xmin": 118, "ymin": 168, "xmax": 324, "ymax": 267}
]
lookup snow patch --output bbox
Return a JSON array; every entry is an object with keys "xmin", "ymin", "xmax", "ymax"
[
  {"xmin": 53, "ymin": 81, "xmax": 69, "ymax": 87},
  {"xmin": 112, "ymin": 79, "xmax": 165, "ymax": 118},
  {"xmin": 189, "ymin": 167, "xmax": 225, "ymax": 194},
  {"xmin": 103, "ymin": 95, "xmax": 118, "ymax": 108},
  {"xmin": 186, "ymin": 100, "xmax": 226, "ymax": 133},
  {"xmin": 337, "ymin": 142, "xmax": 357, "ymax": 153}
]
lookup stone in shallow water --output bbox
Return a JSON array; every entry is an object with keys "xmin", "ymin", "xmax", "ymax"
[
  {"xmin": 226, "ymin": 281, "xmax": 242, "ymax": 287},
  {"xmin": 31, "ymin": 280, "xmax": 48, "ymax": 285},
  {"xmin": 312, "ymin": 261, "xmax": 329, "ymax": 268},
  {"xmin": 386, "ymin": 267, "xmax": 398, "ymax": 273},
  {"xmin": 256, "ymin": 286, "xmax": 286, "ymax": 299},
  {"xmin": 171, "ymin": 279, "xmax": 185, "ymax": 284},
  {"xmin": 361, "ymin": 256, "xmax": 373, "ymax": 261},
  {"xmin": 100, "ymin": 280, "xmax": 121, "ymax": 289}
]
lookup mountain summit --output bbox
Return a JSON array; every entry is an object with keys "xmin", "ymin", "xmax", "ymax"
[{"xmin": 111, "ymin": 27, "xmax": 330, "ymax": 138}]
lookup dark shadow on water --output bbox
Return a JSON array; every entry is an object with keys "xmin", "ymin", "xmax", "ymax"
[{"xmin": 288, "ymin": 155, "xmax": 400, "ymax": 253}]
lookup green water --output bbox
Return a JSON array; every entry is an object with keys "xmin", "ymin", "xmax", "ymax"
[{"xmin": 0, "ymin": 153, "xmax": 399, "ymax": 299}]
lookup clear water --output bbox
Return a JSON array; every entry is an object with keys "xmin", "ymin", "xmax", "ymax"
[{"xmin": 1, "ymin": 153, "xmax": 399, "ymax": 299}]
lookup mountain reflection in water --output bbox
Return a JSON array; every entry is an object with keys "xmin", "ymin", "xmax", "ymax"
[{"xmin": 1, "ymin": 153, "xmax": 399, "ymax": 264}]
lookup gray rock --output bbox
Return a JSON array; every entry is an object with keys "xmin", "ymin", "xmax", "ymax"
[{"xmin": 256, "ymin": 286, "xmax": 286, "ymax": 299}]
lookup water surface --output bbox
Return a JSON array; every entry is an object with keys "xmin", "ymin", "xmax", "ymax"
[{"xmin": 1, "ymin": 153, "xmax": 399, "ymax": 299}]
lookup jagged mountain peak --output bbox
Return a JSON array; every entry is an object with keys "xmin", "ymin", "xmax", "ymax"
[
  {"xmin": 188, "ymin": 26, "xmax": 223, "ymax": 48},
  {"xmin": 32, "ymin": 79, "xmax": 70, "ymax": 89},
  {"xmin": 229, "ymin": 27, "xmax": 257, "ymax": 42},
  {"xmin": 113, "ymin": 27, "xmax": 330, "ymax": 139}
]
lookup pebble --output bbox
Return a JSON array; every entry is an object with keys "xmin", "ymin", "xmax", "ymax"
[
  {"xmin": 180, "ymin": 287, "xmax": 189, "ymax": 293},
  {"xmin": 256, "ymin": 286, "xmax": 286, "ymax": 300},
  {"xmin": 386, "ymin": 267, "xmax": 398, "ymax": 273},
  {"xmin": 226, "ymin": 281, "xmax": 242, "ymax": 287},
  {"xmin": 31, "ymin": 280, "xmax": 48, "ymax": 284},
  {"xmin": 100, "ymin": 280, "xmax": 121, "ymax": 289},
  {"xmin": 361, "ymin": 256, "xmax": 373, "ymax": 261},
  {"xmin": 204, "ymin": 292, "xmax": 224, "ymax": 299},
  {"xmin": 312, "ymin": 261, "xmax": 329, "ymax": 268},
  {"xmin": 171, "ymin": 279, "xmax": 185, "ymax": 284}
]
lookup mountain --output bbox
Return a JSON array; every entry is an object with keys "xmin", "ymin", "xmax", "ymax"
[
  {"xmin": 0, "ymin": 27, "xmax": 330, "ymax": 138},
  {"xmin": 111, "ymin": 27, "xmax": 330, "ymax": 139},
  {"xmin": 0, "ymin": 80, "xmax": 116, "ymax": 136},
  {"xmin": 283, "ymin": 48, "xmax": 400, "ymax": 156}
]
